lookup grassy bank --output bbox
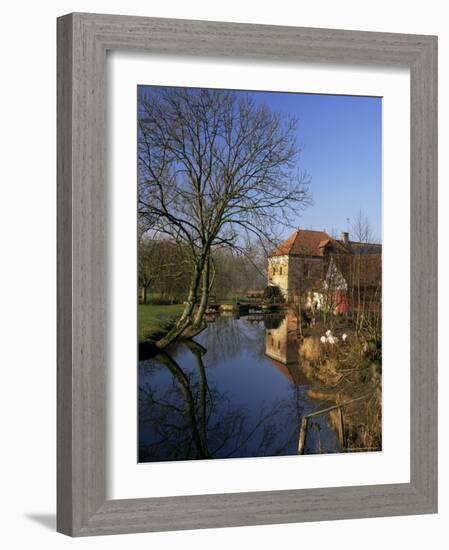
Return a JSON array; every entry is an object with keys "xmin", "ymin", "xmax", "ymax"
[{"xmin": 139, "ymin": 304, "xmax": 184, "ymax": 343}]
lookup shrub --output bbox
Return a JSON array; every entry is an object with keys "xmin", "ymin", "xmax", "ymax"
[{"xmin": 263, "ymin": 284, "xmax": 284, "ymax": 303}]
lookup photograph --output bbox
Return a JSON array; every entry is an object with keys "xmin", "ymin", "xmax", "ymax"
[{"xmin": 137, "ymin": 85, "xmax": 382, "ymax": 462}]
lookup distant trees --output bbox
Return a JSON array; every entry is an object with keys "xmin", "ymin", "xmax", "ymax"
[
  {"xmin": 211, "ymin": 246, "xmax": 266, "ymax": 300},
  {"xmin": 138, "ymin": 238, "xmax": 266, "ymax": 305},
  {"xmin": 138, "ymin": 237, "xmax": 191, "ymax": 304},
  {"xmin": 138, "ymin": 87, "xmax": 310, "ymax": 347},
  {"xmin": 138, "ymin": 238, "xmax": 156, "ymax": 305}
]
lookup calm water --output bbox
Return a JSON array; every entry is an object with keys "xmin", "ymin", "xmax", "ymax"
[{"xmin": 139, "ymin": 313, "xmax": 340, "ymax": 462}]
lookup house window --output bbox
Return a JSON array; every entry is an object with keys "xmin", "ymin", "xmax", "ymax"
[
  {"xmin": 277, "ymin": 340, "xmax": 280, "ymax": 350},
  {"xmin": 279, "ymin": 267, "xmax": 283, "ymax": 275}
]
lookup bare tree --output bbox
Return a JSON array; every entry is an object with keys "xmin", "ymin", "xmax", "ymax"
[
  {"xmin": 138, "ymin": 87, "xmax": 310, "ymax": 347},
  {"xmin": 351, "ymin": 209, "xmax": 374, "ymax": 244},
  {"xmin": 349, "ymin": 210, "xmax": 381, "ymax": 331}
]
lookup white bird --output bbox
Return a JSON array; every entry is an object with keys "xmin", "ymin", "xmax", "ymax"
[
  {"xmin": 342, "ymin": 333, "xmax": 348, "ymax": 342},
  {"xmin": 328, "ymin": 335, "xmax": 338, "ymax": 345},
  {"xmin": 325, "ymin": 329, "xmax": 332, "ymax": 337},
  {"xmin": 320, "ymin": 336, "xmax": 327, "ymax": 344}
]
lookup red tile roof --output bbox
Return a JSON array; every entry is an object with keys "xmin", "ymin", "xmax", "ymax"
[{"xmin": 269, "ymin": 229, "xmax": 348, "ymax": 257}]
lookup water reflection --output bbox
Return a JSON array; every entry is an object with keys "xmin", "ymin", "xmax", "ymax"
[
  {"xmin": 264, "ymin": 313, "xmax": 312, "ymax": 387},
  {"xmin": 139, "ymin": 313, "xmax": 340, "ymax": 462}
]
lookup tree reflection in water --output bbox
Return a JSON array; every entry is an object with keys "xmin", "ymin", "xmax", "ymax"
[
  {"xmin": 139, "ymin": 315, "xmax": 340, "ymax": 462},
  {"xmin": 139, "ymin": 338, "xmax": 300, "ymax": 462}
]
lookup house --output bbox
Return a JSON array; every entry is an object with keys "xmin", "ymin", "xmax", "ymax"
[{"xmin": 267, "ymin": 228, "xmax": 381, "ymax": 310}]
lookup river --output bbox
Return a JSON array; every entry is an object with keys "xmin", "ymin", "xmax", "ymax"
[{"xmin": 139, "ymin": 312, "xmax": 341, "ymax": 462}]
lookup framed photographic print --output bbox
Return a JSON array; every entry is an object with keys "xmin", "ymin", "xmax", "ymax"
[{"xmin": 57, "ymin": 13, "xmax": 438, "ymax": 536}]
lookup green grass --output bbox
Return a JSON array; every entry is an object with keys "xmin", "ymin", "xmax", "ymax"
[{"xmin": 139, "ymin": 304, "xmax": 184, "ymax": 343}]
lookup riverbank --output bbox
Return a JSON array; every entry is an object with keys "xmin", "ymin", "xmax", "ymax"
[
  {"xmin": 139, "ymin": 304, "xmax": 184, "ymax": 343},
  {"xmin": 298, "ymin": 325, "xmax": 382, "ymax": 452}
]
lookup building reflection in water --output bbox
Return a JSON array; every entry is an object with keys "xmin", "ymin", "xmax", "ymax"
[{"xmin": 264, "ymin": 313, "xmax": 308, "ymax": 386}]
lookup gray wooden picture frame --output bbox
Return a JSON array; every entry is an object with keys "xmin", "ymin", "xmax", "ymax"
[{"xmin": 57, "ymin": 12, "xmax": 438, "ymax": 537}]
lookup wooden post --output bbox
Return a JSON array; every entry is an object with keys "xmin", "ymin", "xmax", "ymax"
[
  {"xmin": 337, "ymin": 406, "xmax": 346, "ymax": 450},
  {"xmin": 297, "ymin": 393, "xmax": 373, "ymax": 455},
  {"xmin": 298, "ymin": 416, "xmax": 309, "ymax": 454}
]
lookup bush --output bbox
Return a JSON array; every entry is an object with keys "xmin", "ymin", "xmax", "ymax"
[{"xmin": 263, "ymin": 284, "xmax": 284, "ymax": 303}]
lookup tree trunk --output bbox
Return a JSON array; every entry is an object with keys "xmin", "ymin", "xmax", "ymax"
[
  {"xmin": 180, "ymin": 255, "xmax": 212, "ymax": 340},
  {"xmin": 193, "ymin": 256, "xmax": 210, "ymax": 326},
  {"xmin": 155, "ymin": 255, "xmax": 206, "ymax": 348},
  {"xmin": 180, "ymin": 267, "xmax": 199, "ymax": 321}
]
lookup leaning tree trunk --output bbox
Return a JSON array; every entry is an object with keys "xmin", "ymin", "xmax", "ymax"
[
  {"xmin": 155, "ymin": 258, "xmax": 204, "ymax": 349},
  {"xmin": 193, "ymin": 256, "xmax": 211, "ymax": 326},
  {"xmin": 182, "ymin": 255, "xmax": 213, "ymax": 339}
]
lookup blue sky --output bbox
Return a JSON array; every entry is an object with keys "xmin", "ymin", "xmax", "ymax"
[
  {"xmin": 247, "ymin": 90, "xmax": 382, "ymax": 242},
  {"xmin": 139, "ymin": 86, "xmax": 382, "ymax": 243}
]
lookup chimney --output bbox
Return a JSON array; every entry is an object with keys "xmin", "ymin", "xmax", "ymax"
[{"xmin": 341, "ymin": 231, "xmax": 349, "ymax": 244}]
